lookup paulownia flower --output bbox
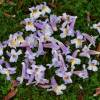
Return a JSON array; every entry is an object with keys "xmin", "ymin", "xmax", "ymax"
[
  {"xmin": 71, "ymin": 31, "xmax": 84, "ymax": 48},
  {"xmin": 29, "ymin": 6, "xmax": 41, "ymax": 19},
  {"xmin": 7, "ymin": 49, "xmax": 22, "ymax": 62},
  {"xmin": 24, "ymin": 18, "xmax": 36, "ymax": 32},
  {"xmin": 47, "ymin": 77, "xmax": 66, "ymax": 95},
  {"xmin": 92, "ymin": 22, "xmax": 100, "ymax": 33},
  {"xmin": 0, "ymin": 43, "xmax": 4, "ymax": 56},
  {"xmin": 41, "ymin": 2, "xmax": 51, "ymax": 16},
  {"xmin": 87, "ymin": 59, "xmax": 99, "ymax": 71},
  {"xmin": 8, "ymin": 32, "xmax": 24, "ymax": 48},
  {"xmin": 80, "ymin": 45, "xmax": 100, "ymax": 58},
  {"xmin": 66, "ymin": 55, "xmax": 81, "ymax": 71},
  {"xmin": 0, "ymin": 61, "xmax": 16, "ymax": 80}
]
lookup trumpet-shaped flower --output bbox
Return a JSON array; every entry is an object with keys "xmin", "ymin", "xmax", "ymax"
[
  {"xmin": 56, "ymin": 70, "xmax": 72, "ymax": 84},
  {"xmin": 87, "ymin": 59, "xmax": 99, "ymax": 71},
  {"xmin": 80, "ymin": 45, "xmax": 100, "ymax": 58},
  {"xmin": 47, "ymin": 77, "xmax": 66, "ymax": 95},
  {"xmin": 8, "ymin": 32, "xmax": 24, "ymax": 48},
  {"xmin": 29, "ymin": 6, "xmax": 41, "ymax": 19},
  {"xmin": 41, "ymin": 2, "xmax": 51, "ymax": 16},
  {"xmin": 24, "ymin": 18, "xmax": 36, "ymax": 32},
  {"xmin": 0, "ymin": 62, "xmax": 16, "ymax": 80},
  {"xmin": 71, "ymin": 31, "xmax": 84, "ymax": 48},
  {"xmin": 66, "ymin": 55, "xmax": 81, "ymax": 71},
  {"xmin": 92, "ymin": 22, "xmax": 100, "ymax": 33},
  {"xmin": 0, "ymin": 43, "xmax": 3, "ymax": 56},
  {"xmin": 7, "ymin": 49, "xmax": 22, "ymax": 62}
]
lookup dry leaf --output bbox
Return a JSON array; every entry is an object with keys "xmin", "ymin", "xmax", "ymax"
[
  {"xmin": 38, "ymin": 83, "xmax": 50, "ymax": 89},
  {"xmin": 3, "ymin": 12, "xmax": 16, "ymax": 18},
  {"xmin": 77, "ymin": 89, "xmax": 84, "ymax": 100},
  {"xmin": 96, "ymin": 43, "xmax": 100, "ymax": 58},
  {"xmin": 93, "ymin": 87, "xmax": 100, "ymax": 96},
  {"xmin": 6, "ymin": 0, "xmax": 16, "ymax": 5},
  {"xmin": 3, "ymin": 80, "xmax": 18, "ymax": 100},
  {"xmin": 4, "ymin": 89, "xmax": 17, "ymax": 100},
  {"xmin": 0, "ymin": 0, "xmax": 4, "ymax": 4}
]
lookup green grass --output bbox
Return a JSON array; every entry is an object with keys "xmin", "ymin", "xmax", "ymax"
[{"xmin": 0, "ymin": 0, "xmax": 100, "ymax": 100}]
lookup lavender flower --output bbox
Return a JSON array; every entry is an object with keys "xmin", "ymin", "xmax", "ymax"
[
  {"xmin": 50, "ymin": 15, "xmax": 61, "ymax": 31},
  {"xmin": 87, "ymin": 59, "xmax": 99, "ymax": 71},
  {"xmin": 92, "ymin": 22, "xmax": 100, "ymax": 33},
  {"xmin": 71, "ymin": 31, "xmax": 84, "ymax": 48},
  {"xmin": 47, "ymin": 77, "xmax": 66, "ymax": 95},
  {"xmin": 0, "ymin": 61, "xmax": 16, "ymax": 80},
  {"xmin": 80, "ymin": 45, "xmax": 100, "ymax": 58},
  {"xmin": 29, "ymin": 6, "xmax": 41, "ymax": 19},
  {"xmin": 8, "ymin": 32, "xmax": 24, "ymax": 48},
  {"xmin": 7, "ymin": 49, "xmax": 22, "ymax": 62},
  {"xmin": 0, "ymin": 43, "xmax": 3, "ymax": 56},
  {"xmin": 24, "ymin": 18, "xmax": 36, "ymax": 32},
  {"xmin": 56, "ymin": 70, "xmax": 73, "ymax": 84},
  {"xmin": 66, "ymin": 55, "xmax": 81, "ymax": 71}
]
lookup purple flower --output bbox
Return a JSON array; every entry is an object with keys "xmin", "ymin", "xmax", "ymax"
[
  {"xmin": 83, "ymin": 33, "xmax": 97, "ymax": 46},
  {"xmin": 80, "ymin": 45, "xmax": 100, "ymax": 58},
  {"xmin": 60, "ymin": 13, "xmax": 77, "ymax": 38},
  {"xmin": 50, "ymin": 15, "xmax": 61, "ymax": 31},
  {"xmin": 56, "ymin": 70, "xmax": 72, "ymax": 84}
]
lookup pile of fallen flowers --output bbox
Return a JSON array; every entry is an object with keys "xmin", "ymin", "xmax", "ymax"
[{"xmin": 0, "ymin": 2, "xmax": 100, "ymax": 95}]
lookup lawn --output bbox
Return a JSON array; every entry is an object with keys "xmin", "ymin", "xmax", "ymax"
[{"xmin": 0, "ymin": 0, "xmax": 100, "ymax": 100}]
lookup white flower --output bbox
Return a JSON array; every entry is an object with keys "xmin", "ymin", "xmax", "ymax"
[
  {"xmin": 9, "ymin": 49, "xmax": 22, "ymax": 62},
  {"xmin": 29, "ymin": 7, "xmax": 41, "ymax": 19},
  {"xmin": 8, "ymin": 32, "xmax": 24, "ymax": 48},
  {"xmin": 53, "ymin": 84, "xmax": 66, "ymax": 95},
  {"xmin": 0, "ymin": 48, "xmax": 3, "ymax": 56},
  {"xmin": 71, "ymin": 38, "xmax": 83, "ymax": 48},
  {"xmin": 92, "ymin": 22, "xmax": 100, "ymax": 33},
  {"xmin": 66, "ymin": 55, "xmax": 81, "ymax": 67},
  {"xmin": 47, "ymin": 83, "xmax": 66, "ymax": 95},
  {"xmin": 24, "ymin": 18, "xmax": 36, "ymax": 32},
  {"xmin": 87, "ymin": 59, "xmax": 99, "ymax": 71},
  {"xmin": 41, "ymin": 4, "xmax": 51, "ymax": 16}
]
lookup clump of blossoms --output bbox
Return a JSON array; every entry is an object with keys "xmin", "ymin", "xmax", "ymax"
[{"xmin": 0, "ymin": 2, "xmax": 100, "ymax": 95}]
